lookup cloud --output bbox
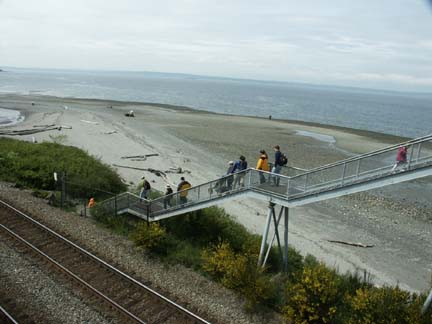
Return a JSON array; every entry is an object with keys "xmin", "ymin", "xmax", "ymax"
[{"xmin": 0, "ymin": 0, "xmax": 432, "ymax": 92}]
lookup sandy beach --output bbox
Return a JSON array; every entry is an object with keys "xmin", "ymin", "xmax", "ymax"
[{"xmin": 1, "ymin": 93, "xmax": 431, "ymax": 293}]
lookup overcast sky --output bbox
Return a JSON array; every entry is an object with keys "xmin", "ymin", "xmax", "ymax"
[{"xmin": 1, "ymin": 0, "xmax": 432, "ymax": 92}]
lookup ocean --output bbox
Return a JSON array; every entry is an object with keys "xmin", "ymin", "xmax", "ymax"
[{"xmin": 0, "ymin": 67, "xmax": 431, "ymax": 138}]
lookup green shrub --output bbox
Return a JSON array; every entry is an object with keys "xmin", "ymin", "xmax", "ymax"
[
  {"xmin": 160, "ymin": 207, "xmax": 252, "ymax": 249},
  {"xmin": 89, "ymin": 200, "xmax": 429, "ymax": 321},
  {"xmin": 165, "ymin": 241, "xmax": 203, "ymax": 270},
  {"xmin": 130, "ymin": 222, "xmax": 166, "ymax": 250},
  {"xmin": 202, "ymin": 241, "xmax": 277, "ymax": 311},
  {"xmin": 91, "ymin": 205, "xmax": 135, "ymax": 235},
  {"xmin": 283, "ymin": 263, "xmax": 341, "ymax": 324},
  {"xmin": 345, "ymin": 286, "xmax": 432, "ymax": 324},
  {"xmin": 31, "ymin": 189, "xmax": 51, "ymax": 199},
  {"xmin": 0, "ymin": 138, "xmax": 126, "ymax": 198},
  {"xmin": 265, "ymin": 244, "xmax": 305, "ymax": 275}
]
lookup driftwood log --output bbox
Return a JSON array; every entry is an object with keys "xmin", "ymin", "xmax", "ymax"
[
  {"xmin": 112, "ymin": 164, "xmax": 167, "ymax": 177},
  {"xmin": 0, "ymin": 125, "xmax": 71, "ymax": 136},
  {"xmin": 327, "ymin": 240, "xmax": 374, "ymax": 248},
  {"xmin": 121, "ymin": 154, "xmax": 159, "ymax": 159}
]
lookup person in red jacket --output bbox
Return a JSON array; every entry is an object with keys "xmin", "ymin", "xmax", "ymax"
[{"xmin": 391, "ymin": 146, "xmax": 408, "ymax": 172}]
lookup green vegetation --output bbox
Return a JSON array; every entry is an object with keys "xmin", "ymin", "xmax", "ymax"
[
  {"xmin": 2, "ymin": 138, "xmax": 429, "ymax": 322},
  {"xmin": 125, "ymin": 207, "xmax": 432, "ymax": 322},
  {"xmin": 0, "ymin": 138, "xmax": 126, "ymax": 199}
]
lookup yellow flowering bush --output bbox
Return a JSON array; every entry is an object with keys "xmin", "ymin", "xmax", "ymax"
[
  {"xmin": 346, "ymin": 286, "xmax": 431, "ymax": 324},
  {"xmin": 202, "ymin": 241, "xmax": 248, "ymax": 288},
  {"xmin": 129, "ymin": 222, "xmax": 166, "ymax": 250},
  {"xmin": 283, "ymin": 263, "xmax": 340, "ymax": 324},
  {"xmin": 202, "ymin": 241, "xmax": 276, "ymax": 310}
]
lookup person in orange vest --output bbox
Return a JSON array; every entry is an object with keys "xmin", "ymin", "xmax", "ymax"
[
  {"xmin": 87, "ymin": 197, "xmax": 95, "ymax": 208},
  {"xmin": 256, "ymin": 149, "xmax": 269, "ymax": 184}
]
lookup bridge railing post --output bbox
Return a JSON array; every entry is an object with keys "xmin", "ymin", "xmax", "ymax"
[
  {"xmin": 407, "ymin": 144, "xmax": 415, "ymax": 170},
  {"xmin": 341, "ymin": 162, "xmax": 347, "ymax": 185},
  {"xmin": 415, "ymin": 143, "xmax": 422, "ymax": 163},
  {"xmin": 355, "ymin": 159, "xmax": 361, "ymax": 177},
  {"xmin": 286, "ymin": 179, "xmax": 290, "ymax": 197},
  {"xmin": 303, "ymin": 173, "xmax": 308, "ymax": 192}
]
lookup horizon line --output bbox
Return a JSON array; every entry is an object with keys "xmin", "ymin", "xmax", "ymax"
[{"xmin": 2, "ymin": 65, "xmax": 432, "ymax": 96}]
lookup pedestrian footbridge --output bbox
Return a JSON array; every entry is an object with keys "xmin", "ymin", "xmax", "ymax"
[{"xmin": 100, "ymin": 134, "xmax": 432, "ymax": 222}]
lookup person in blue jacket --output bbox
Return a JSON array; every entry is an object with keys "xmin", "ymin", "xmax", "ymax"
[
  {"xmin": 233, "ymin": 155, "xmax": 248, "ymax": 188},
  {"xmin": 272, "ymin": 145, "xmax": 282, "ymax": 186}
]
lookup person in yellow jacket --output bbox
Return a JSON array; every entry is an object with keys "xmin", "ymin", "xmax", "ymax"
[
  {"xmin": 256, "ymin": 150, "xmax": 269, "ymax": 184},
  {"xmin": 177, "ymin": 177, "xmax": 192, "ymax": 204}
]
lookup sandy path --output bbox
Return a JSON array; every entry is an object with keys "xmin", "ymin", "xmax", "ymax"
[{"xmin": 1, "ymin": 94, "xmax": 431, "ymax": 293}]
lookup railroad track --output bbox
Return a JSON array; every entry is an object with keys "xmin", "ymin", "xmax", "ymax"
[
  {"xmin": 0, "ymin": 305, "xmax": 19, "ymax": 324},
  {"xmin": 0, "ymin": 200, "xmax": 211, "ymax": 324}
]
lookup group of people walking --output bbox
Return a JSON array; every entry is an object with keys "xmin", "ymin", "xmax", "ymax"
[
  {"xmin": 135, "ymin": 145, "xmax": 288, "ymax": 209},
  {"xmin": 87, "ymin": 142, "xmax": 411, "ymax": 211},
  {"xmin": 138, "ymin": 175, "xmax": 192, "ymax": 209},
  {"xmin": 134, "ymin": 143, "xmax": 409, "ymax": 209},
  {"xmin": 217, "ymin": 145, "xmax": 288, "ymax": 193},
  {"xmin": 254, "ymin": 145, "xmax": 287, "ymax": 185}
]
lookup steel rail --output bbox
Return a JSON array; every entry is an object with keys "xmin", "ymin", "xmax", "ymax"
[
  {"xmin": 0, "ymin": 200, "xmax": 211, "ymax": 324},
  {"xmin": 0, "ymin": 223, "xmax": 145, "ymax": 324},
  {"xmin": 0, "ymin": 305, "xmax": 19, "ymax": 324}
]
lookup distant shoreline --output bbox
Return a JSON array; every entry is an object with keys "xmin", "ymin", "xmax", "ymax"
[{"xmin": 0, "ymin": 93, "xmax": 410, "ymax": 143}]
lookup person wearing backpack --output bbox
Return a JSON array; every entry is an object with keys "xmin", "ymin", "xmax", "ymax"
[
  {"xmin": 177, "ymin": 177, "xmax": 192, "ymax": 204},
  {"xmin": 233, "ymin": 155, "xmax": 248, "ymax": 188},
  {"xmin": 164, "ymin": 184, "xmax": 174, "ymax": 209},
  {"xmin": 272, "ymin": 145, "xmax": 287, "ymax": 186},
  {"xmin": 138, "ymin": 176, "xmax": 151, "ymax": 200}
]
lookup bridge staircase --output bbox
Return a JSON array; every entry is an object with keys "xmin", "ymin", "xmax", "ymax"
[{"xmin": 100, "ymin": 134, "xmax": 432, "ymax": 222}]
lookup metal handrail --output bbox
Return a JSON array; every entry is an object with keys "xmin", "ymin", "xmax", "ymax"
[
  {"xmin": 148, "ymin": 168, "xmax": 290, "ymax": 204},
  {"xmin": 97, "ymin": 135, "xmax": 432, "ymax": 219},
  {"xmin": 289, "ymin": 134, "xmax": 432, "ymax": 180}
]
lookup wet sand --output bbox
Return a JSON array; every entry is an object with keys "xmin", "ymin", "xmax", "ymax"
[{"xmin": 1, "ymin": 93, "xmax": 431, "ymax": 293}]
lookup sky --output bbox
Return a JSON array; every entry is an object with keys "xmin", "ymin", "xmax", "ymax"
[{"xmin": 1, "ymin": 0, "xmax": 432, "ymax": 92}]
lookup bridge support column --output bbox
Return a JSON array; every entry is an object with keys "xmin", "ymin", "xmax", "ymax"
[
  {"xmin": 258, "ymin": 203, "xmax": 290, "ymax": 271},
  {"xmin": 258, "ymin": 202, "xmax": 274, "ymax": 267},
  {"xmin": 422, "ymin": 288, "xmax": 432, "ymax": 315},
  {"xmin": 283, "ymin": 207, "xmax": 289, "ymax": 273}
]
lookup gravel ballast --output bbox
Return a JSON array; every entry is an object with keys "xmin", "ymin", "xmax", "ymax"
[
  {"xmin": 0, "ymin": 182, "xmax": 281, "ymax": 324},
  {"xmin": 0, "ymin": 240, "xmax": 113, "ymax": 324}
]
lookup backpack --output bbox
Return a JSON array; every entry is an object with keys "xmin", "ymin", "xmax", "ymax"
[
  {"xmin": 280, "ymin": 153, "xmax": 288, "ymax": 166},
  {"xmin": 144, "ymin": 180, "xmax": 151, "ymax": 190}
]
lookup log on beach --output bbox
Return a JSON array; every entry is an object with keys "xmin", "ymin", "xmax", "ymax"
[
  {"xmin": 0, "ymin": 125, "xmax": 71, "ymax": 136},
  {"xmin": 327, "ymin": 240, "xmax": 374, "ymax": 248},
  {"xmin": 121, "ymin": 153, "xmax": 159, "ymax": 159}
]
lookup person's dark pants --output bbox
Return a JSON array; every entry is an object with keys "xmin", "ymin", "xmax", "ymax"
[
  {"xmin": 180, "ymin": 196, "xmax": 188, "ymax": 204},
  {"xmin": 272, "ymin": 165, "xmax": 282, "ymax": 186},
  {"xmin": 226, "ymin": 175, "xmax": 234, "ymax": 190},
  {"xmin": 164, "ymin": 197, "xmax": 172, "ymax": 209},
  {"xmin": 259, "ymin": 172, "xmax": 266, "ymax": 184}
]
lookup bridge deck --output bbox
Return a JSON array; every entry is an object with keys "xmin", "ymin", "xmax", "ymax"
[{"xmin": 100, "ymin": 135, "xmax": 432, "ymax": 221}]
